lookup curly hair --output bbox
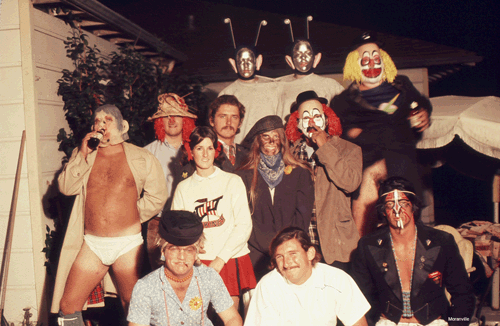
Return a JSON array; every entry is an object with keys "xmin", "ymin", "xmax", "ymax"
[
  {"xmin": 156, "ymin": 234, "xmax": 206, "ymax": 267},
  {"xmin": 285, "ymin": 104, "xmax": 342, "ymax": 143},
  {"xmin": 343, "ymin": 48, "xmax": 397, "ymax": 84}
]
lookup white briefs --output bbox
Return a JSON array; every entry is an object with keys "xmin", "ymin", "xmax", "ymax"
[{"xmin": 84, "ymin": 233, "xmax": 143, "ymax": 266}]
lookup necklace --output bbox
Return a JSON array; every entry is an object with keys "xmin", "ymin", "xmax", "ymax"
[
  {"xmin": 162, "ymin": 269, "xmax": 204, "ymax": 326},
  {"xmin": 164, "ymin": 268, "xmax": 193, "ymax": 283},
  {"xmin": 390, "ymin": 227, "xmax": 417, "ymax": 262},
  {"xmin": 390, "ymin": 226, "xmax": 417, "ymax": 318}
]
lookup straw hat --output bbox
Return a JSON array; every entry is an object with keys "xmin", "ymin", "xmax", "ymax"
[{"xmin": 147, "ymin": 93, "xmax": 197, "ymax": 121}]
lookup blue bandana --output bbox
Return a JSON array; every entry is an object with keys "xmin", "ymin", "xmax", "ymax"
[{"xmin": 258, "ymin": 152, "xmax": 285, "ymax": 189}]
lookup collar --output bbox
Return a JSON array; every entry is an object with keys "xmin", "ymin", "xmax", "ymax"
[
  {"xmin": 218, "ymin": 139, "xmax": 235, "ymax": 150},
  {"xmin": 369, "ymin": 224, "xmax": 442, "ymax": 301},
  {"xmin": 162, "ymin": 139, "xmax": 182, "ymax": 150},
  {"xmin": 159, "ymin": 265, "xmax": 200, "ymax": 301},
  {"xmin": 192, "ymin": 166, "xmax": 221, "ymax": 181}
]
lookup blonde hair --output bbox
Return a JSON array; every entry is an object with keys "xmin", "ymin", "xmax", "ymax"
[
  {"xmin": 157, "ymin": 233, "xmax": 206, "ymax": 267},
  {"xmin": 343, "ymin": 48, "xmax": 397, "ymax": 84}
]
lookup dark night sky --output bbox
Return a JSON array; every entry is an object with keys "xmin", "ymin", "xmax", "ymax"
[{"xmin": 99, "ymin": 0, "xmax": 500, "ymax": 97}]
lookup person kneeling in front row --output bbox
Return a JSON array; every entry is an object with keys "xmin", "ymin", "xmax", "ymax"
[{"xmin": 128, "ymin": 210, "xmax": 242, "ymax": 326}]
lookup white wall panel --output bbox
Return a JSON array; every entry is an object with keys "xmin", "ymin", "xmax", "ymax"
[
  {"xmin": 0, "ymin": 29, "xmax": 21, "ymax": 66},
  {"xmin": 0, "ymin": 66, "xmax": 23, "ymax": 103},
  {"xmin": 0, "ymin": 103, "xmax": 25, "ymax": 138}
]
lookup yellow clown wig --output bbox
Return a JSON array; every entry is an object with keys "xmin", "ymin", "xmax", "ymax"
[{"xmin": 343, "ymin": 48, "xmax": 397, "ymax": 84}]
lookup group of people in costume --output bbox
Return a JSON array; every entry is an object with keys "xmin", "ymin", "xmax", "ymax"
[{"xmin": 52, "ymin": 27, "xmax": 474, "ymax": 326}]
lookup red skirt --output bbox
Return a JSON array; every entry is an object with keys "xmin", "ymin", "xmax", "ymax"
[{"xmin": 202, "ymin": 254, "xmax": 256, "ymax": 296}]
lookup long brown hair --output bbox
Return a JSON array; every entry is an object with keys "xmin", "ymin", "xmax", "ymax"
[{"xmin": 239, "ymin": 128, "xmax": 312, "ymax": 213}]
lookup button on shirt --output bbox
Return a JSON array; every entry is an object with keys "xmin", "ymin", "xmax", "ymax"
[
  {"xmin": 128, "ymin": 265, "xmax": 233, "ymax": 326},
  {"xmin": 244, "ymin": 263, "xmax": 370, "ymax": 326}
]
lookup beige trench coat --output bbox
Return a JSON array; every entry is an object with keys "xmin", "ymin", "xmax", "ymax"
[{"xmin": 50, "ymin": 142, "xmax": 167, "ymax": 313}]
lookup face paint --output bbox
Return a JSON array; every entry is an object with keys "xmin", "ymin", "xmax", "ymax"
[
  {"xmin": 259, "ymin": 129, "xmax": 281, "ymax": 156},
  {"xmin": 297, "ymin": 99, "xmax": 325, "ymax": 138},
  {"xmin": 236, "ymin": 47, "xmax": 256, "ymax": 80},
  {"xmin": 357, "ymin": 43, "xmax": 384, "ymax": 85},
  {"xmin": 292, "ymin": 41, "xmax": 314, "ymax": 74},
  {"xmin": 383, "ymin": 190, "xmax": 414, "ymax": 230}
]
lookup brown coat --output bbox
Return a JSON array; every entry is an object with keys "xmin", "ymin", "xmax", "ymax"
[{"xmin": 294, "ymin": 136, "xmax": 362, "ymax": 263}]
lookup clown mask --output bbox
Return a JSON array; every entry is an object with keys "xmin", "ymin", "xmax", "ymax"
[
  {"xmin": 298, "ymin": 99, "xmax": 326, "ymax": 138},
  {"xmin": 93, "ymin": 110, "xmax": 129, "ymax": 148},
  {"xmin": 357, "ymin": 43, "xmax": 384, "ymax": 86},
  {"xmin": 236, "ymin": 47, "xmax": 257, "ymax": 80}
]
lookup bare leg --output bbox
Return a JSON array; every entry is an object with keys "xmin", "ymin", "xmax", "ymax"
[
  {"xmin": 59, "ymin": 242, "xmax": 109, "ymax": 314},
  {"xmin": 110, "ymin": 243, "xmax": 144, "ymax": 313},
  {"xmin": 352, "ymin": 160, "xmax": 387, "ymax": 237}
]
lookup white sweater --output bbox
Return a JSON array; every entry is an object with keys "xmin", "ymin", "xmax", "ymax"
[{"xmin": 172, "ymin": 167, "xmax": 252, "ymax": 262}]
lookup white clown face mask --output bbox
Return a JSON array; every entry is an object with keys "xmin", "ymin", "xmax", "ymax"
[
  {"xmin": 298, "ymin": 99, "xmax": 326, "ymax": 138},
  {"xmin": 357, "ymin": 43, "xmax": 384, "ymax": 86}
]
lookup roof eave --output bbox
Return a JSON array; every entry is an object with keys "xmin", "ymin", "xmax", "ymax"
[{"xmin": 61, "ymin": 0, "xmax": 188, "ymax": 62}]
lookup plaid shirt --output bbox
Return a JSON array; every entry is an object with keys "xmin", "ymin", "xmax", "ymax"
[{"xmin": 292, "ymin": 139, "xmax": 320, "ymax": 248}]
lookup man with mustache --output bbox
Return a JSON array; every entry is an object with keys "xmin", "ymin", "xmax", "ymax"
[
  {"xmin": 286, "ymin": 91, "xmax": 362, "ymax": 270},
  {"xmin": 351, "ymin": 177, "xmax": 474, "ymax": 326},
  {"xmin": 208, "ymin": 95, "xmax": 249, "ymax": 172},
  {"xmin": 144, "ymin": 93, "xmax": 197, "ymax": 269},
  {"xmin": 332, "ymin": 32, "xmax": 432, "ymax": 237},
  {"xmin": 52, "ymin": 105, "xmax": 167, "ymax": 325},
  {"xmin": 244, "ymin": 227, "xmax": 370, "ymax": 326}
]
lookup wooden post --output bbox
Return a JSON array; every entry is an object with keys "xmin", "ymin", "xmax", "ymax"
[{"xmin": 0, "ymin": 131, "xmax": 26, "ymax": 319}]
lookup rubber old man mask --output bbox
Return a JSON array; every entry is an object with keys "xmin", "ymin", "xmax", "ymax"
[{"xmin": 93, "ymin": 105, "xmax": 129, "ymax": 148}]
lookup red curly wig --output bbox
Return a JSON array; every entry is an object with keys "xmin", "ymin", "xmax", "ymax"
[
  {"xmin": 285, "ymin": 104, "xmax": 342, "ymax": 143},
  {"xmin": 153, "ymin": 116, "xmax": 196, "ymax": 160}
]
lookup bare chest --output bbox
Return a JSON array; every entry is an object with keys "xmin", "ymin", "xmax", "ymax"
[
  {"xmin": 393, "ymin": 244, "xmax": 415, "ymax": 291},
  {"xmin": 87, "ymin": 151, "xmax": 136, "ymax": 190}
]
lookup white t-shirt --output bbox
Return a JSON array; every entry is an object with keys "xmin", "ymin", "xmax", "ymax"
[
  {"xmin": 171, "ymin": 167, "xmax": 252, "ymax": 262},
  {"xmin": 245, "ymin": 263, "xmax": 370, "ymax": 326}
]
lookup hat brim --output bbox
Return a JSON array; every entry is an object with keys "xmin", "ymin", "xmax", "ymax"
[
  {"xmin": 292, "ymin": 97, "xmax": 328, "ymax": 113},
  {"xmin": 147, "ymin": 109, "xmax": 197, "ymax": 121},
  {"xmin": 161, "ymin": 232, "xmax": 201, "ymax": 247},
  {"xmin": 241, "ymin": 115, "xmax": 284, "ymax": 148}
]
